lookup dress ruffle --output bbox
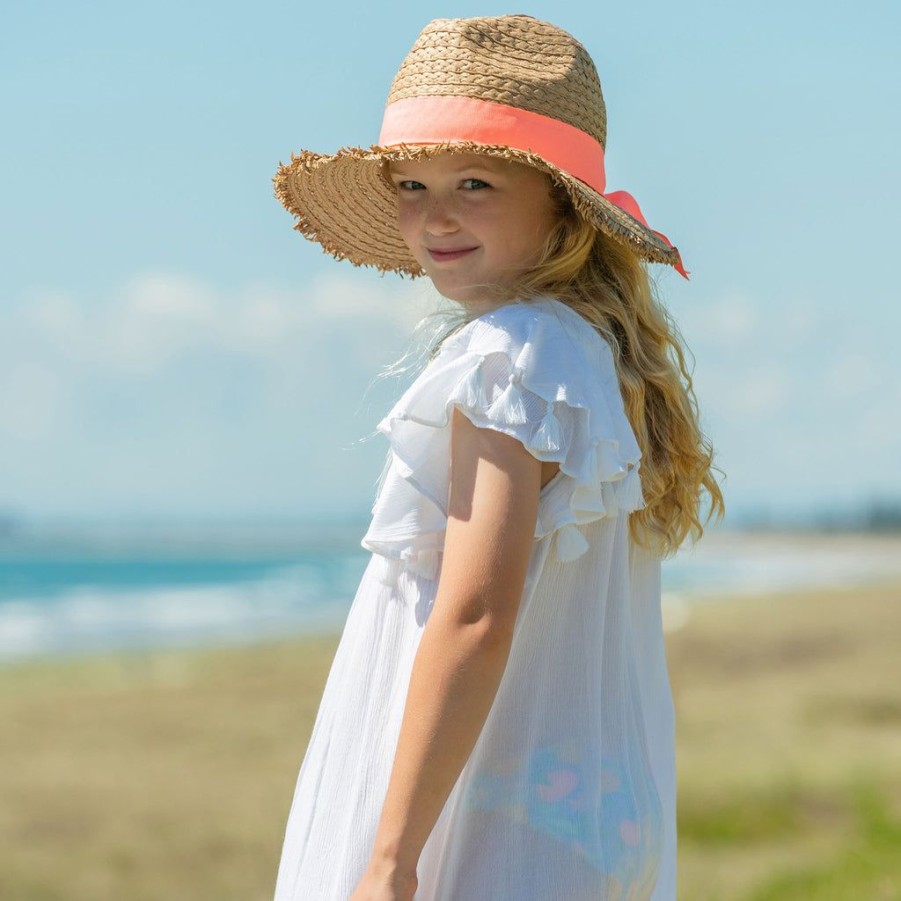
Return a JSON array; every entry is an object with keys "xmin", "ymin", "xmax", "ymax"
[{"xmin": 362, "ymin": 299, "xmax": 644, "ymax": 581}]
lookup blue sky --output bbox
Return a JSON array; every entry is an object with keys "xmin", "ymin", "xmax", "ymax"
[{"xmin": 2, "ymin": 0, "xmax": 899, "ymax": 526}]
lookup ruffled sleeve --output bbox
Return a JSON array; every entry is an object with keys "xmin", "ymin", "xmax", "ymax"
[{"xmin": 361, "ymin": 298, "xmax": 644, "ymax": 582}]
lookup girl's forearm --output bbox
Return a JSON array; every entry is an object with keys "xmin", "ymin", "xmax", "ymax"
[{"xmin": 367, "ymin": 609, "xmax": 514, "ymax": 874}]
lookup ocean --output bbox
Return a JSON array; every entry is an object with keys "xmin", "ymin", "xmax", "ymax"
[{"xmin": 1, "ymin": 523, "xmax": 899, "ymax": 664}]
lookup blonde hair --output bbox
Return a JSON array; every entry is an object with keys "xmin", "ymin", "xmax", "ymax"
[{"xmin": 431, "ymin": 177, "xmax": 724, "ymax": 556}]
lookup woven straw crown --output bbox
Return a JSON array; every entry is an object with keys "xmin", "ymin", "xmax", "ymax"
[
  {"xmin": 273, "ymin": 15, "xmax": 684, "ymax": 277},
  {"xmin": 385, "ymin": 17, "xmax": 608, "ymax": 148}
]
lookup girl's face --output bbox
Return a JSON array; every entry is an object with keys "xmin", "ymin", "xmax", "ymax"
[{"xmin": 387, "ymin": 153, "xmax": 560, "ymax": 306}]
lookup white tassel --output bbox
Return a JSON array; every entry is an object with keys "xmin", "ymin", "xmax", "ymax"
[
  {"xmin": 571, "ymin": 483, "xmax": 607, "ymax": 516},
  {"xmin": 488, "ymin": 374, "xmax": 528, "ymax": 425},
  {"xmin": 461, "ymin": 364, "xmax": 484, "ymax": 410},
  {"xmin": 600, "ymin": 481, "xmax": 617, "ymax": 512},
  {"xmin": 615, "ymin": 467, "xmax": 645, "ymax": 511},
  {"xmin": 555, "ymin": 523, "xmax": 590, "ymax": 562},
  {"xmin": 594, "ymin": 440, "xmax": 625, "ymax": 481},
  {"xmin": 375, "ymin": 555, "xmax": 403, "ymax": 586},
  {"xmin": 533, "ymin": 407, "xmax": 563, "ymax": 452},
  {"xmin": 405, "ymin": 547, "xmax": 440, "ymax": 581}
]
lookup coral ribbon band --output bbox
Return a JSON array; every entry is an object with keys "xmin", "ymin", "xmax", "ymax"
[
  {"xmin": 380, "ymin": 95, "xmax": 609, "ymax": 194},
  {"xmin": 378, "ymin": 95, "xmax": 688, "ymax": 279}
]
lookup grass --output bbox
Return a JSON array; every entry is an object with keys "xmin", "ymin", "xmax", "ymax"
[
  {"xmin": 0, "ymin": 581, "xmax": 899, "ymax": 900},
  {"xmin": 0, "ymin": 636, "xmax": 339, "ymax": 901},
  {"xmin": 669, "ymin": 579, "xmax": 901, "ymax": 900}
]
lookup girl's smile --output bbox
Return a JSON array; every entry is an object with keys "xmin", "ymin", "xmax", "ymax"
[
  {"xmin": 388, "ymin": 153, "xmax": 559, "ymax": 304},
  {"xmin": 427, "ymin": 247, "xmax": 477, "ymax": 262}
]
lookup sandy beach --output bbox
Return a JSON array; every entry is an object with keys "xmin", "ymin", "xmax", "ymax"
[{"xmin": 1, "ymin": 571, "xmax": 899, "ymax": 901}]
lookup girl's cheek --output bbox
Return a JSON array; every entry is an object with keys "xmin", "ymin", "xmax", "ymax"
[{"xmin": 395, "ymin": 202, "xmax": 419, "ymax": 233}]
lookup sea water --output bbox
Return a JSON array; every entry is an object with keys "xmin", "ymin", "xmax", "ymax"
[
  {"xmin": 1, "ymin": 523, "xmax": 900, "ymax": 663},
  {"xmin": 0, "ymin": 522, "xmax": 367, "ymax": 663}
]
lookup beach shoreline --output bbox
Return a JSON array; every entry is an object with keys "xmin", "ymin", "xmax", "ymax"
[{"xmin": 3, "ymin": 529, "xmax": 901, "ymax": 667}]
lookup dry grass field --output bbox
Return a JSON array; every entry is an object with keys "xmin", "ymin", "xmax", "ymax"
[
  {"xmin": 668, "ymin": 580, "xmax": 901, "ymax": 900},
  {"xmin": 1, "ymin": 579, "xmax": 899, "ymax": 900}
]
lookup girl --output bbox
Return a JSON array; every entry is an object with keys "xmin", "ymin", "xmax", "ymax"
[{"xmin": 271, "ymin": 14, "xmax": 722, "ymax": 901}]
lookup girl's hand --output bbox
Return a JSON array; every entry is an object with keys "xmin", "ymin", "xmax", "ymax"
[{"xmin": 348, "ymin": 859, "xmax": 418, "ymax": 901}]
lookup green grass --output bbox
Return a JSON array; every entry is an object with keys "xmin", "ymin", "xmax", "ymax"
[
  {"xmin": 744, "ymin": 787, "xmax": 901, "ymax": 901},
  {"xmin": 671, "ymin": 579, "xmax": 901, "ymax": 901}
]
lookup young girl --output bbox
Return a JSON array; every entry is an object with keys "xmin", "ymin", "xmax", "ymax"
[{"xmin": 271, "ymin": 15, "xmax": 722, "ymax": 901}]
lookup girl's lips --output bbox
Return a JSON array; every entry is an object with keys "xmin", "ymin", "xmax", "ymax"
[{"xmin": 427, "ymin": 247, "xmax": 477, "ymax": 262}]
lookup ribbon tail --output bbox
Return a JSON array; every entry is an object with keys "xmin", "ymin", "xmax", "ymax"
[{"xmin": 603, "ymin": 189, "xmax": 690, "ymax": 280}]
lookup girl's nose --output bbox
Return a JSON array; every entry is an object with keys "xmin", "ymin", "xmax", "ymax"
[{"xmin": 423, "ymin": 196, "xmax": 458, "ymax": 235}]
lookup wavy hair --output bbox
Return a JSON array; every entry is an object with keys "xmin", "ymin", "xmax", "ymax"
[{"xmin": 424, "ymin": 178, "xmax": 724, "ymax": 556}]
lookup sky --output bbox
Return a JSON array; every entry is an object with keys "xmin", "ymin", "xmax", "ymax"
[{"xmin": 1, "ymin": 0, "xmax": 899, "ymax": 527}]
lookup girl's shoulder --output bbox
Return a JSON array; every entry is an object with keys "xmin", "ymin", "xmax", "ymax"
[
  {"xmin": 439, "ymin": 297, "xmax": 617, "ymax": 393},
  {"xmin": 445, "ymin": 297, "xmax": 612, "ymax": 361}
]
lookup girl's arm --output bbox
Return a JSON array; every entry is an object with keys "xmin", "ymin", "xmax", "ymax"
[{"xmin": 351, "ymin": 407, "xmax": 543, "ymax": 898}]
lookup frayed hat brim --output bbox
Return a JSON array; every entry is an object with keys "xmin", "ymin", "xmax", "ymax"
[{"xmin": 272, "ymin": 142, "xmax": 683, "ymax": 276}]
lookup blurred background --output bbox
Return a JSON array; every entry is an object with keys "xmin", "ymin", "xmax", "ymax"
[{"xmin": 1, "ymin": 1, "xmax": 899, "ymax": 899}]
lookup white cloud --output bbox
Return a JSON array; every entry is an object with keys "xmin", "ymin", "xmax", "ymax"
[
  {"xmin": 736, "ymin": 366, "xmax": 793, "ymax": 416},
  {"xmin": 778, "ymin": 301, "xmax": 817, "ymax": 343},
  {"xmin": 680, "ymin": 292, "xmax": 758, "ymax": 347},
  {"xmin": 20, "ymin": 270, "xmax": 435, "ymax": 376},
  {"xmin": 124, "ymin": 273, "xmax": 218, "ymax": 320},
  {"xmin": 27, "ymin": 290, "xmax": 89, "ymax": 363},
  {"xmin": 858, "ymin": 385, "xmax": 901, "ymax": 447},
  {"xmin": 670, "ymin": 290, "xmax": 901, "ymax": 516},
  {"xmin": 706, "ymin": 294, "xmax": 758, "ymax": 344},
  {"xmin": 0, "ymin": 362, "xmax": 61, "ymax": 441},
  {"xmin": 0, "ymin": 270, "xmax": 442, "ymax": 519},
  {"xmin": 827, "ymin": 352, "xmax": 879, "ymax": 400},
  {"xmin": 25, "ymin": 275, "xmax": 221, "ymax": 373}
]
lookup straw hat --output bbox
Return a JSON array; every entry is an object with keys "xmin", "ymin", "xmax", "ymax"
[{"xmin": 273, "ymin": 14, "xmax": 687, "ymax": 279}]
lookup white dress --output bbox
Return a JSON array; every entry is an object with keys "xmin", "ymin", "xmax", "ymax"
[{"xmin": 273, "ymin": 297, "xmax": 676, "ymax": 901}]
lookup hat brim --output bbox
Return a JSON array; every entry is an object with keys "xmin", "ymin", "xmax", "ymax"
[{"xmin": 273, "ymin": 142, "xmax": 682, "ymax": 276}]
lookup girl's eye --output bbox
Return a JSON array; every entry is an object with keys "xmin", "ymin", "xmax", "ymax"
[{"xmin": 395, "ymin": 179, "xmax": 489, "ymax": 191}]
